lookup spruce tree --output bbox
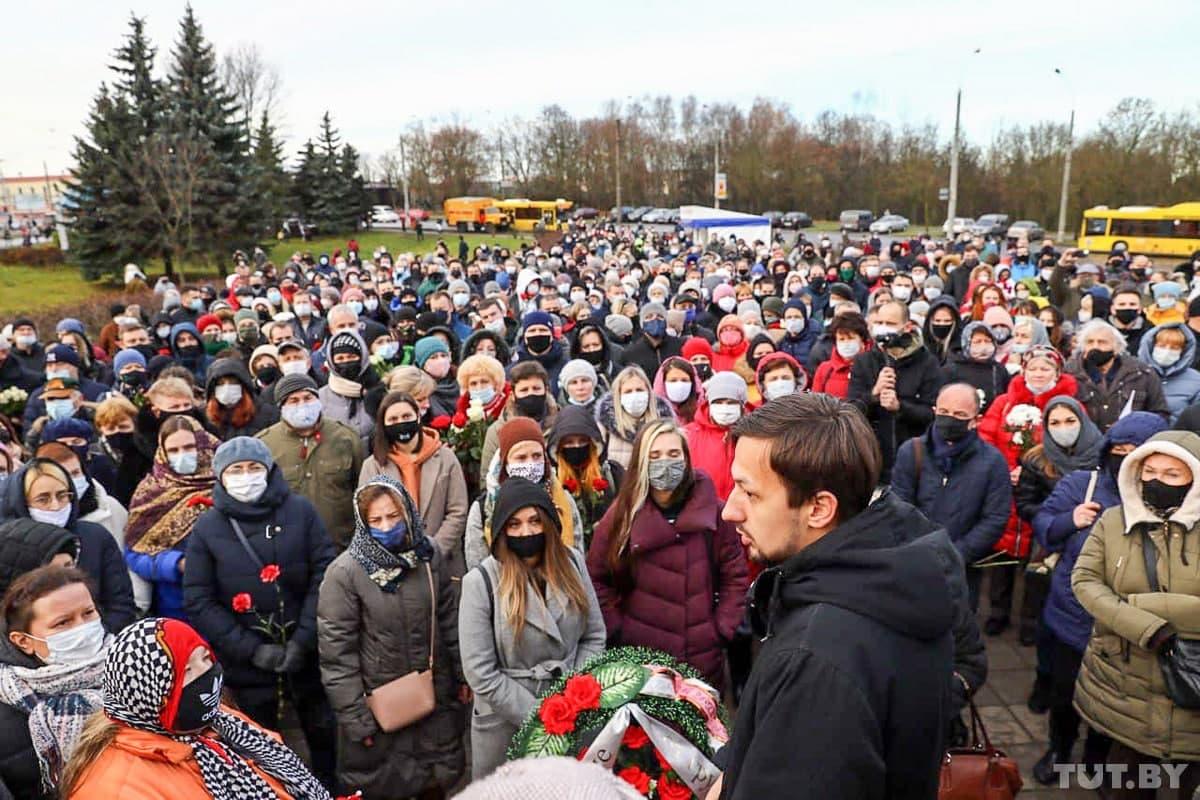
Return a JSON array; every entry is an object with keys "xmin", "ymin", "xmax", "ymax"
[
  {"xmin": 292, "ymin": 139, "xmax": 319, "ymax": 221},
  {"xmin": 110, "ymin": 14, "xmax": 161, "ymax": 138},
  {"xmin": 338, "ymin": 143, "xmax": 368, "ymax": 232},
  {"xmin": 251, "ymin": 110, "xmax": 289, "ymax": 236},
  {"xmin": 309, "ymin": 112, "xmax": 344, "ymax": 231}
]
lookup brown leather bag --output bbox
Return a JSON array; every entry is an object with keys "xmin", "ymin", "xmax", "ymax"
[
  {"xmin": 364, "ymin": 563, "xmax": 438, "ymax": 732},
  {"xmin": 939, "ymin": 696, "xmax": 1023, "ymax": 800}
]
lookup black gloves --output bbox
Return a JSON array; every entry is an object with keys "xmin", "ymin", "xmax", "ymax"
[
  {"xmin": 251, "ymin": 643, "xmax": 286, "ymax": 672},
  {"xmin": 278, "ymin": 640, "xmax": 306, "ymax": 674}
]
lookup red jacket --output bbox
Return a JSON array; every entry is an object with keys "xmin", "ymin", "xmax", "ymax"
[
  {"xmin": 812, "ymin": 348, "xmax": 856, "ymax": 399},
  {"xmin": 977, "ymin": 372, "xmax": 1079, "ymax": 556},
  {"xmin": 683, "ymin": 402, "xmax": 736, "ymax": 501},
  {"xmin": 587, "ymin": 472, "xmax": 749, "ymax": 688}
]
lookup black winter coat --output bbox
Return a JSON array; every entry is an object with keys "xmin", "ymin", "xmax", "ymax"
[
  {"xmin": 617, "ymin": 333, "xmax": 684, "ymax": 384},
  {"xmin": 0, "ymin": 466, "xmax": 136, "ymax": 633},
  {"xmin": 1014, "ymin": 448, "xmax": 1060, "ymax": 524},
  {"xmin": 184, "ymin": 467, "xmax": 336, "ymax": 690},
  {"xmin": 943, "ymin": 353, "xmax": 1011, "ymax": 412},
  {"xmin": 718, "ymin": 493, "xmax": 956, "ymax": 800}
]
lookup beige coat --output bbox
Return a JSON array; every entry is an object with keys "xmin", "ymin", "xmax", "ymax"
[
  {"xmin": 1072, "ymin": 430, "xmax": 1200, "ymax": 759},
  {"xmin": 358, "ymin": 446, "xmax": 469, "ymax": 579}
]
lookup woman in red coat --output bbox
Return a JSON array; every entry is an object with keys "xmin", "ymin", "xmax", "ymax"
[
  {"xmin": 587, "ymin": 419, "xmax": 748, "ymax": 690},
  {"xmin": 977, "ymin": 345, "xmax": 1078, "ymax": 636},
  {"xmin": 811, "ymin": 313, "xmax": 870, "ymax": 399},
  {"xmin": 711, "ymin": 315, "xmax": 749, "ymax": 374},
  {"xmin": 683, "ymin": 371, "xmax": 748, "ymax": 501}
]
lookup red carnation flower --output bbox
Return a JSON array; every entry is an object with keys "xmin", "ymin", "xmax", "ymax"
[
  {"xmin": 537, "ymin": 694, "xmax": 578, "ymax": 736},
  {"xmin": 259, "ymin": 564, "xmax": 281, "ymax": 583},
  {"xmin": 592, "ymin": 477, "xmax": 609, "ymax": 492},
  {"xmin": 430, "ymin": 414, "xmax": 452, "ymax": 431},
  {"xmin": 657, "ymin": 774, "xmax": 692, "ymax": 800},
  {"xmin": 452, "ymin": 411, "xmax": 467, "ymax": 428},
  {"xmin": 617, "ymin": 766, "xmax": 651, "ymax": 795},
  {"xmin": 564, "ymin": 674, "xmax": 602, "ymax": 712},
  {"xmin": 622, "ymin": 723, "xmax": 650, "ymax": 750},
  {"xmin": 186, "ymin": 495, "xmax": 213, "ymax": 508},
  {"xmin": 562, "ymin": 477, "xmax": 580, "ymax": 493},
  {"xmin": 231, "ymin": 593, "xmax": 253, "ymax": 613}
]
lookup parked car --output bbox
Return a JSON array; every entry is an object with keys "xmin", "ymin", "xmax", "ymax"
[
  {"xmin": 969, "ymin": 213, "xmax": 1009, "ymax": 238},
  {"xmin": 942, "ymin": 216, "xmax": 975, "ymax": 236},
  {"xmin": 839, "ymin": 209, "xmax": 874, "ymax": 232},
  {"xmin": 869, "ymin": 214, "xmax": 909, "ymax": 234},
  {"xmin": 781, "ymin": 211, "xmax": 813, "ymax": 229},
  {"xmin": 761, "ymin": 211, "xmax": 785, "ymax": 227},
  {"xmin": 572, "ymin": 207, "xmax": 599, "ymax": 221},
  {"xmin": 663, "ymin": 209, "xmax": 680, "ymax": 225},
  {"xmin": 416, "ymin": 218, "xmax": 446, "ymax": 233},
  {"xmin": 627, "ymin": 206, "xmax": 654, "ymax": 222},
  {"xmin": 1006, "ymin": 220, "xmax": 1045, "ymax": 242},
  {"xmin": 609, "ymin": 206, "xmax": 635, "ymax": 222},
  {"xmin": 281, "ymin": 217, "xmax": 317, "ymax": 239},
  {"xmin": 371, "ymin": 205, "xmax": 400, "ymax": 224}
]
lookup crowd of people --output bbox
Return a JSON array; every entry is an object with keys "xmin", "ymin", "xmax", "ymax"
[{"xmin": 0, "ymin": 222, "xmax": 1199, "ymax": 798}]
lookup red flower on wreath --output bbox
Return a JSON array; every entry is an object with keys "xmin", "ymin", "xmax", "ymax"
[
  {"xmin": 617, "ymin": 766, "xmax": 651, "ymax": 795},
  {"xmin": 653, "ymin": 747, "xmax": 673, "ymax": 774},
  {"xmin": 538, "ymin": 694, "xmax": 578, "ymax": 735},
  {"xmin": 564, "ymin": 674, "xmax": 602, "ymax": 712},
  {"xmin": 231, "ymin": 592, "xmax": 253, "ymax": 613},
  {"xmin": 622, "ymin": 723, "xmax": 650, "ymax": 749},
  {"xmin": 259, "ymin": 564, "xmax": 281, "ymax": 583},
  {"xmin": 657, "ymin": 774, "xmax": 691, "ymax": 800},
  {"xmin": 562, "ymin": 477, "xmax": 580, "ymax": 493},
  {"xmin": 592, "ymin": 477, "xmax": 609, "ymax": 492}
]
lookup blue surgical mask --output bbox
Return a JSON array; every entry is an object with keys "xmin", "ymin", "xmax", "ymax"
[
  {"xmin": 369, "ymin": 520, "xmax": 408, "ymax": 550},
  {"xmin": 348, "ymin": 301, "xmax": 364, "ymax": 317},
  {"xmin": 469, "ymin": 386, "xmax": 496, "ymax": 405},
  {"xmin": 168, "ymin": 451, "xmax": 198, "ymax": 475},
  {"xmin": 376, "ymin": 342, "xmax": 399, "ymax": 361},
  {"xmin": 45, "ymin": 399, "xmax": 75, "ymax": 421},
  {"xmin": 642, "ymin": 318, "xmax": 667, "ymax": 338},
  {"xmin": 189, "ymin": 298, "xmax": 204, "ymax": 312},
  {"xmin": 267, "ymin": 290, "xmax": 282, "ymax": 305}
]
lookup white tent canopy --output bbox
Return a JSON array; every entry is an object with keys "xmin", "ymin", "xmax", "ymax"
[{"xmin": 678, "ymin": 205, "xmax": 771, "ymax": 246}]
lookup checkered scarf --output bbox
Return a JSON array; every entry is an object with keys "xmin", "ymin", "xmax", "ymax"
[
  {"xmin": 347, "ymin": 475, "xmax": 435, "ymax": 592},
  {"xmin": 103, "ymin": 619, "xmax": 330, "ymax": 800}
]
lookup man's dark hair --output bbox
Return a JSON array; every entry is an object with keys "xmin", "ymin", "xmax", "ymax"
[
  {"xmin": 478, "ymin": 297, "xmax": 506, "ymax": 316},
  {"xmin": 827, "ymin": 312, "xmax": 869, "ymax": 343},
  {"xmin": 732, "ymin": 393, "xmax": 880, "ymax": 519}
]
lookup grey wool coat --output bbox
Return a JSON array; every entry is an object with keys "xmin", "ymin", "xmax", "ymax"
[
  {"xmin": 317, "ymin": 546, "xmax": 465, "ymax": 796},
  {"xmin": 458, "ymin": 551, "xmax": 606, "ymax": 779}
]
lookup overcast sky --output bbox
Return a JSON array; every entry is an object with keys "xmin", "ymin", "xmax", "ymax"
[{"xmin": 4, "ymin": 0, "xmax": 1198, "ymax": 179}]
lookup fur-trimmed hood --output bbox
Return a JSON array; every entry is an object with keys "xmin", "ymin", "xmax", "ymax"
[{"xmin": 1117, "ymin": 430, "xmax": 1200, "ymax": 532}]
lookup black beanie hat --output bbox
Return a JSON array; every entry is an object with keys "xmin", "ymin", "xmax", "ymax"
[
  {"xmin": 491, "ymin": 477, "xmax": 559, "ymax": 550},
  {"xmin": 1189, "ymin": 295, "xmax": 1200, "ymax": 320}
]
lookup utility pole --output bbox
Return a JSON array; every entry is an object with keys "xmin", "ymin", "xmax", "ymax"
[
  {"xmin": 614, "ymin": 118, "xmax": 622, "ymax": 216},
  {"xmin": 946, "ymin": 88, "xmax": 961, "ymax": 237},
  {"xmin": 714, "ymin": 134, "xmax": 721, "ymax": 210},
  {"xmin": 397, "ymin": 137, "xmax": 411, "ymax": 227},
  {"xmin": 1056, "ymin": 108, "xmax": 1075, "ymax": 242}
]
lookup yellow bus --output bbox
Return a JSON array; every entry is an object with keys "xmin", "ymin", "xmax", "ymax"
[
  {"xmin": 443, "ymin": 197, "xmax": 511, "ymax": 232},
  {"xmin": 494, "ymin": 198, "xmax": 573, "ymax": 232},
  {"xmin": 1079, "ymin": 202, "xmax": 1200, "ymax": 259}
]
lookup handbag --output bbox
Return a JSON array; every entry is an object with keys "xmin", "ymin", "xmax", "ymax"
[
  {"xmin": 1139, "ymin": 532, "xmax": 1200, "ymax": 709},
  {"xmin": 364, "ymin": 563, "xmax": 439, "ymax": 731},
  {"xmin": 938, "ymin": 696, "xmax": 1022, "ymax": 800}
]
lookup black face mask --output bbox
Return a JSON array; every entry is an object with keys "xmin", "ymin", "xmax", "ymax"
[
  {"xmin": 525, "ymin": 334, "xmax": 553, "ymax": 355},
  {"xmin": 172, "ymin": 662, "xmax": 223, "ymax": 733},
  {"xmin": 515, "ymin": 393, "xmax": 547, "ymax": 420},
  {"xmin": 1085, "ymin": 348, "xmax": 1115, "ymax": 370},
  {"xmin": 580, "ymin": 348, "xmax": 604, "ymax": 366},
  {"xmin": 808, "ymin": 276, "xmax": 825, "ymax": 292},
  {"xmin": 104, "ymin": 431, "xmax": 134, "ymax": 454},
  {"xmin": 506, "ymin": 533, "xmax": 546, "ymax": 559},
  {"xmin": 121, "ymin": 370, "xmax": 147, "ymax": 387},
  {"xmin": 332, "ymin": 359, "xmax": 362, "ymax": 380},
  {"xmin": 934, "ymin": 414, "xmax": 971, "ymax": 444},
  {"xmin": 134, "ymin": 344, "xmax": 157, "ymax": 361},
  {"xmin": 256, "ymin": 365, "xmax": 280, "ymax": 385},
  {"xmin": 238, "ymin": 328, "xmax": 260, "ymax": 345},
  {"xmin": 1105, "ymin": 451, "xmax": 1126, "ymax": 478},
  {"xmin": 560, "ymin": 443, "xmax": 592, "ymax": 468},
  {"xmin": 1142, "ymin": 479, "xmax": 1192, "ymax": 516},
  {"xmin": 176, "ymin": 344, "xmax": 202, "ymax": 362},
  {"xmin": 930, "ymin": 322, "xmax": 954, "ymax": 340},
  {"xmin": 694, "ymin": 363, "xmax": 713, "ymax": 382},
  {"xmin": 385, "ymin": 420, "xmax": 421, "ymax": 444},
  {"xmin": 1113, "ymin": 308, "xmax": 1140, "ymax": 325}
]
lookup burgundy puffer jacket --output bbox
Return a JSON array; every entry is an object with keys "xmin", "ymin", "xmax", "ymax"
[{"xmin": 587, "ymin": 471, "xmax": 749, "ymax": 688}]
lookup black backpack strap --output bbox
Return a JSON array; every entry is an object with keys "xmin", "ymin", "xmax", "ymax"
[{"xmin": 476, "ymin": 564, "xmax": 501, "ymax": 658}]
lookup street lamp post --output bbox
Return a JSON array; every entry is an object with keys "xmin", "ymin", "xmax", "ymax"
[
  {"xmin": 946, "ymin": 48, "xmax": 980, "ymax": 238},
  {"xmin": 714, "ymin": 132, "xmax": 721, "ymax": 210},
  {"xmin": 1055, "ymin": 68, "xmax": 1075, "ymax": 241}
]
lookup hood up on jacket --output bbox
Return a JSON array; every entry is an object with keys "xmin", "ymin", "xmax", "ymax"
[
  {"xmin": 462, "ymin": 329, "xmax": 512, "ymax": 365},
  {"xmin": 569, "ymin": 322, "xmax": 614, "ymax": 368},
  {"xmin": 1137, "ymin": 322, "xmax": 1199, "ymax": 380},
  {"xmin": 0, "ymin": 518, "xmax": 80, "ymax": 668},
  {"xmin": 1116, "ymin": 429, "xmax": 1200, "ymax": 532},
  {"xmin": 2, "ymin": 459, "xmax": 82, "ymax": 528},
  {"xmin": 203, "ymin": 356, "xmax": 254, "ymax": 396},
  {"xmin": 766, "ymin": 490, "xmax": 957, "ymax": 643}
]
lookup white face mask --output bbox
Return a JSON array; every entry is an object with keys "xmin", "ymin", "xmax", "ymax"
[
  {"xmin": 763, "ymin": 379, "xmax": 795, "ymax": 401},
  {"xmin": 280, "ymin": 360, "xmax": 309, "ymax": 376},
  {"xmin": 1048, "ymin": 425, "xmax": 1081, "ymax": 448},
  {"xmin": 785, "ymin": 318, "xmax": 806, "ymax": 336},
  {"xmin": 923, "ymin": 287, "xmax": 942, "ymax": 300},
  {"xmin": 665, "ymin": 381, "xmax": 692, "ymax": 403},
  {"xmin": 1154, "ymin": 347, "xmax": 1182, "ymax": 368},
  {"xmin": 709, "ymin": 403, "xmax": 742, "ymax": 426},
  {"xmin": 214, "ymin": 384, "xmax": 243, "ymax": 407},
  {"xmin": 892, "ymin": 286, "xmax": 912, "ymax": 302},
  {"xmin": 30, "ymin": 505, "xmax": 71, "ymax": 528},
  {"xmin": 717, "ymin": 297, "xmax": 737, "ymax": 313},
  {"xmin": 1077, "ymin": 310, "xmax": 1093, "ymax": 323},
  {"xmin": 836, "ymin": 339, "xmax": 862, "ymax": 359},
  {"xmin": 281, "ymin": 399, "xmax": 322, "ymax": 430},
  {"xmin": 30, "ymin": 618, "xmax": 106, "ymax": 666},
  {"xmin": 620, "ymin": 390, "xmax": 650, "ymax": 416},
  {"xmin": 506, "ymin": 460, "xmax": 544, "ymax": 484},
  {"xmin": 293, "ymin": 303, "xmax": 312, "ymax": 317},
  {"xmin": 72, "ymin": 475, "xmax": 90, "ymax": 499},
  {"xmin": 223, "ymin": 470, "xmax": 269, "ymax": 504},
  {"xmin": 744, "ymin": 325, "xmax": 763, "ymax": 341}
]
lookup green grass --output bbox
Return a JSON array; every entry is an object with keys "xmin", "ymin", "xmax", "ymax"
[
  {"xmin": 0, "ymin": 265, "xmax": 104, "ymax": 315},
  {"xmin": 261, "ymin": 229, "xmax": 531, "ymax": 263}
]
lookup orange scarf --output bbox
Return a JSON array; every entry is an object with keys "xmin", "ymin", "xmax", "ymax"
[{"xmin": 386, "ymin": 427, "xmax": 441, "ymax": 506}]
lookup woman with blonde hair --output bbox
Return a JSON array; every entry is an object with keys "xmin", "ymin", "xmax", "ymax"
[
  {"xmin": 458, "ymin": 477, "xmax": 605, "ymax": 779},
  {"xmin": 587, "ymin": 419, "xmax": 747, "ymax": 689},
  {"xmin": 387, "ymin": 366, "xmax": 436, "ymax": 421},
  {"xmin": 594, "ymin": 365, "xmax": 673, "ymax": 470}
]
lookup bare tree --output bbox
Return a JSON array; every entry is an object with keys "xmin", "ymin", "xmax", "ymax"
[
  {"xmin": 128, "ymin": 131, "xmax": 214, "ymax": 280},
  {"xmin": 220, "ymin": 42, "xmax": 282, "ymax": 124}
]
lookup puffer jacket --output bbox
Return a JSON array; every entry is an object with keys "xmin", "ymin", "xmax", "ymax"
[
  {"xmin": 317, "ymin": 479, "xmax": 464, "ymax": 795},
  {"xmin": 683, "ymin": 403, "xmax": 737, "ymax": 501},
  {"xmin": 1067, "ymin": 353, "xmax": 1169, "ymax": 432},
  {"xmin": 811, "ymin": 344, "xmax": 863, "ymax": 400},
  {"xmin": 1073, "ymin": 429, "xmax": 1200, "ymax": 759},
  {"xmin": 942, "ymin": 322, "xmax": 1011, "ymax": 412},
  {"xmin": 1137, "ymin": 322, "xmax": 1200, "ymax": 423},
  {"xmin": 977, "ymin": 373, "xmax": 1079, "ymax": 557},
  {"xmin": 512, "ymin": 337, "xmax": 568, "ymax": 395},
  {"xmin": 587, "ymin": 472, "xmax": 748, "ymax": 689},
  {"xmin": 183, "ymin": 467, "xmax": 336, "ymax": 691},
  {"xmin": 593, "ymin": 390, "xmax": 675, "ymax": 471}
]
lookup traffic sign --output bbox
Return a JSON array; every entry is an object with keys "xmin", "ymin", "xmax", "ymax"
[
  {"xmin": 715, "ymin": 173, "xmax": 728, "ymax": 201},
  {"xmin": 938, "ymin": 187, "xmax": 949, "ymax": 201}
]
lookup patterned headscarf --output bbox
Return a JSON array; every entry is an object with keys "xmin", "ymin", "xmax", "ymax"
[
  {"xmin": 347, "ymin": 475, "xmax": 434, "ymax": 592},
  {"xmin": 103, "ymin": 618, "xmax": 330, "ymax": 800},
  {"xmin": 125, "ymin": 416, "xmax": 218, "ymax": 554}
]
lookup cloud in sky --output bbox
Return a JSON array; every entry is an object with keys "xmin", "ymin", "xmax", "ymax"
[{"xmin": 2, "ymin": 0, "xmax": 1198, "ymax": 178}]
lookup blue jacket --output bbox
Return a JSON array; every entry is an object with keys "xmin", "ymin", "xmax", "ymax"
[
  {"xmin": 125, "ymin": 545, "xmax": 187, "ymax": 621},
  {"xmin": 1136, "ymin": 322, "xmax": 1200, "ymax": 423},
  {"xmin": 777, "ymin": 304, "xmax": 821, "ymax": 366},
  {"xmin": 891, "ymin": 430, "xmax": 1012, "ymax": 566},
  {"xmin": 1033, "ymin": 411, "xmax": 1169, "ymax": 652}
]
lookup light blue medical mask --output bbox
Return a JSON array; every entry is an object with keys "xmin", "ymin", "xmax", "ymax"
[
  {"xmin": 469, "ymin": 386, "xmax": 496, "ymax": 406},
  {"xmin": 45, "ymin": 399, "xmax": 75, "ymax": 421}
]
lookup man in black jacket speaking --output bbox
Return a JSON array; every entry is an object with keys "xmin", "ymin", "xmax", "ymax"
[{"xmin": 716, "ymin": 393, "xmax": 957, "ymax": 800}]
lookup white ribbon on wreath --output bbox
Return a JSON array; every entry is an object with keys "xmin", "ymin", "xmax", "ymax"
[{"xmin": 579, "ymin": 703, "xmax": 720, "ymax": 797}]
